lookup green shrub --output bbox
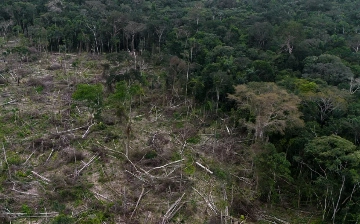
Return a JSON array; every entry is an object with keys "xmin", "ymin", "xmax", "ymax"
[
  {"xmin": 52, "ymin": 214, "xmax": 75, "ymax": 224},
  {"xmin": 187, "ymin": 135, "xmax": 201, "ymax": 144},
  {"xmin": 7, "ymin": 152, "xmax": 22, "ymax": 165},
  {"xmin": 145, "ymin": 150, "xmax": 157, "ymax": 159},
  {"xmin": 21, "ymin": 204, "xmax": 33, "ymax": 215}
]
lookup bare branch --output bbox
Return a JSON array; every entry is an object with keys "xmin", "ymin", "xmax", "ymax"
[
  {"xmin": 2, "ymin": 143, "xmax": 11, "ymax": 178},
  {"xmin": 23, "ymin": 151, "xmax": 35, "ymax": 165},
  {"xmin": 31, "ymin": 171, "xmax": 51, "ymax": 183},
  {"xmin": 162, "ymin": 193, "xmax": 186, "ymax": 224},
  {"xmin": 147, "ymin": 159, "xmax": 184, "ymax": 173},
  {"xmin": 130, "ymin": 186, "xmax": 149, "ymax": 219},
  {"xmin": 76, "ymin": 155, "xmax": 99, "ymax": 176},
  {"xmin": 45, "ymin": 149, "xmax": 54, "ymax": 164},
  {"xmin": 82, "ymin": 123, "xmax": 95, "ymax": 138},
  {"xmin": 192, "ymin": 187, "xmax": 217, "ymax": 214},
  {"xmin": 12, "ymin": 183, "xmax": 38, "ymax": 196},
  {"xmin": 92, "ymin": 191, "xmax": 113, "ymax": 202},
  {"xmin": 55, "ymin": 125, "xmax": 89, "ymax": 134},
  {"xmin": 195, "ymin": 162, "xmax": 213, "ymax": 174},
  {"xmin": 0, "ymin": 100, "xmax": 17, "ymax": 106}
]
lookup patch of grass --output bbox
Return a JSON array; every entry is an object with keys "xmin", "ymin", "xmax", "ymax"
[
  {"xmin": 15, "ymin": 170, "xmax": 30, "ymax": 178},
  {"xmin": 171, "ymin": 151, "xmax": 182, "ymax": 161},
  {"xmin": 35, "ymin": 85, "xmax": 44, "ymax": 93},
  {"xmin": 174, "ymin": 121, "xmax": 184, "ymax": 128},
  {"xmin": 17, "ymin": 128, "xmax": 31, "ymax": 138},
  {"xmin": 7, "ymin": 151, "xmax": 22, "ymax": 165},
  {"xmin": 84, "ymin": 61, "xmax": 98, "ymax": 69},
  {"xmin": 184, "ymin": 161, "xmax": 196, "ymax": 175},
  {"xmin": 213, "ymin": 167, "xmax": 229, "ymax": 181},
  {"xmin": 72, "ymin": 58, "xmax": 81, "ymax": 68},
  {"xmin": 94, "ymin": 122, "xmax": 107, "ymax": 131},
  {"xmin": 21, "ymin": 204, "xmax": 33, "ymax": 215},
  {"xmin": 98, "ymin": 172, "xmax": 109, "ymax": 183},
  {"xmin": 52, "ymin": 214, "xmax": 75, "ymax": 224},
  {"xmin": 51, "ymin": 201, "xmax": 66, "ymax": 213},
  {"xmin": 78, "ymin": 209, "xmax": 111, "ymax": 224},
  {"xmin": 58, "ymin": 184, "xmax": 92, "ymax": 202},
  {"xmin": 187, "ymin": 135, "xmax": 201, "ymax": 144}
]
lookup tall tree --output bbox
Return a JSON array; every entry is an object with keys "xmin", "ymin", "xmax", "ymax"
[
  {"xmin": 300, "ymin": 135, "xmax": 360, "ymax": 223},
  {"xmin": 228, "ymin": 82, "xmax": 304, "ymax": 140},
  {"xmin": 302, "ymin": 54, "xmax": 354, "ymax": 86},
  {"xmin": 300, "ymin": 86, "xmax": 348, "ymax": 125},
  {"xmin": 124, "ymin": 21, "xmax": 146, "ymax": 52},
  {"xmin": 277, "ymin": 21, "xmax": 304, "ymax": 54}
]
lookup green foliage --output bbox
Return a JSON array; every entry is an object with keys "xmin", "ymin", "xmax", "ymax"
[
  {"xmin": 78, "ymin": 211, "xmax": 108, "ymax": 223},
  {"xmin": 72, "ymin": 58, "xmax": 81, "ymax": 68},
  {"xmin": 52, "ymin": 214, "xmax": 75, "ymax": 224},
  {"xmin": 7, "ymin": 151, "xmax": 22, "ymax": 165},
  {"xmin": 58, "ymin": 185, "xmax": 91, "ymax": 202},
  {"xmin": 302, "ymin": 54, "xmax": 354, "ymax": 86},
  {"xmin": 255, "ymin": 143, "xmax": 292, "ymax": 203},
  {"xmin": 212, "ymin": 167, "xmax": 229, "ymax": 181},
  {"xmin": 105, "ymin": 52, "xmax": 130, "ymax": 64},
  {"xmin": 294, "ymin": 79, "xmax": 318, "ymax": 93},
  {"xmin": 94, "ymin": 122, "xmax": 107, "ymax": 131},
  {"xmin": 186, "ymin": 135, "xmax": 200, "ymax": 144},
  {"xmin": 35, "ymin": 85, "xmax": 44, "ymax": 93},
  {"xmin": 72, "ymin": 84, "xmax": 103, "ymax": 106},
  {"xmin": 144, "ymin": 150, "xmax": 157, "ymax": 159},
  {"xmin": 184, "ymin": 154, "xmax": 196, "ymax": 175},
  {"xmin": 21, "ymin": 204, "xmax": 33, "ymax": 215},
  {"xmin": 109, "ymin": 81, "xmax": 143, "ymax": 104},
  {"xmin": 304, "ymin": 135, "xmax": 358, "ymax": 173},
  {"xmin": 248, "ymin": 60, "xmax": 275, "ymax": 82},
  {"xmin": 11, "ymin": 46, "xmax": 29, "ymax": 56},
  {"xmin": 72, "ymin": 83, "xmax": 103, "ymax": 118},
  {"xmin": 51, "ymin": 201, "xmax": 66, "ymax": 213},
  {"xmin": 299, "ymin": 135, "xmax": 360, "ymax": 222},
  {"xmin": 15, "ymin": 170, "xmax": 30, "ymax": 178}
]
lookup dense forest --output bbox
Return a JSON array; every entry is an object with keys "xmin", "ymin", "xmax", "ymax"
[{"xmin": 1, "ymin": 0, "xmax": 360, "ymax": 223}]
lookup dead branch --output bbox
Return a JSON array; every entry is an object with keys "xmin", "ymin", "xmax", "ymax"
[
  {"xmin": 195, "ymin": 162, "xmax": 213, "ymax": 174},
  {"xmin": 0, "ymin": 99, "xmax": 17, "ymax": 106},
  {"xmin": 260, "ymin": 214, "xmax": 290, "ymax": 224},
  {"xmin": 5, "ymin": 211, "xmax": 59, "ymax": 216},
  {"xmin": 147, "ymin": 159, "xmax": 184, "ymax": 173},
  {"xmin": 12, "ymin": 184, "xmax": 38, "ymax": 196},
  {"xmin": 96, "ymin": 141, "xmax": 180, "ymax": 181},
  {"xmin": 55, "ymin": 125, "xmax": 89, "ymax": 134},
  {"xmin": 45, "ymin": 149, "xmax": 54, "ymax": 163},
  {"xmin": 165, "ymin": 167, "xmax": 179, "ymax": 177},
  {"xmin": 130, "ymin": 186, "xmax": 149, "ymax": 219},
  {"xmin": 92, "ymin": 191, "xmax": 113, "ymax": 202},
  {"xmin": 31, "ymin": 171, "xmax": 51, "ymax": 183},
  {"xmin": 53, "ymin": 53, "xmax": 77, "ymax": 57},
  {"xmin": 125, "ymin": 170, "xmax": 148, "ymax": 183},
  {"xmin": 225, "ymin": 125, "xmax": 231, "ymax": 135},
  {"xmin": 230, "ymin": 173, "xmax": 253, "ymax": 185},
  {"xmin": 23, "ymin": 151, "xmax": 35, "ymax": 165},
  {"xmin": 2, "ymin": 143, "xmax": 11, "ymax": 178},
  {"xmin": 76, "ymin": 155, "xmax": 98, "ymax": 176},
  {"xmin": 162, "ymin": 193, "xmax": 186, "ymax": 224},
  {"xmin": 192, "ymin": 187, "xmax": 217, "ymax": 214},
  {"xmin": 82, "ymin": 123, "xmax": 95, "ymax": 138}
]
